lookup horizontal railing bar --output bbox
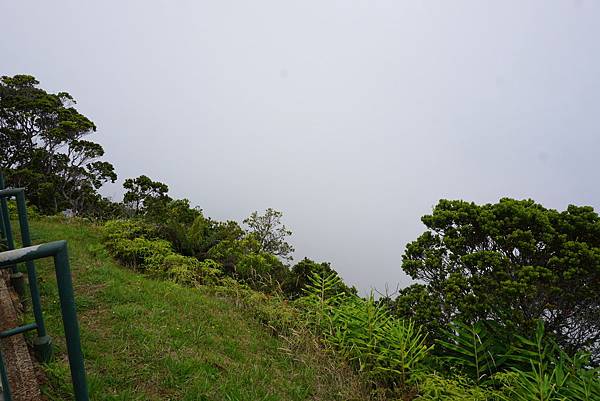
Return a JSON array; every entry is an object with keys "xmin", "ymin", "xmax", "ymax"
[
  {"xmin": 0, "ymin": 188, "xmax": 25, "ymax": 198},
  {"xmin": 0, "ymin": 241, "xmax": 67, "ymax": 267},
  {"xmin": 0, "ymin": 323, "xmax": 37, "ymax": 339}
]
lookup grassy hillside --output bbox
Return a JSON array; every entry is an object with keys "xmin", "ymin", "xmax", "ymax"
[{"xmin": 26, "ymin": 218, "xmax": 368, "ymax": 400}]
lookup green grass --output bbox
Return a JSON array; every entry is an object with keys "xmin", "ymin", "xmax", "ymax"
[{"xmin": 24, "ymin": 218, "xmax": 368, "ymax": 400}]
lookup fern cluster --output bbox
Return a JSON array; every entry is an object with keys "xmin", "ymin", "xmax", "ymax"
[
  {"xmin": 299, "ymin": 271, "xmax": 600, "ymax": 400},
  {"xmin": 300, "ymin": 271, "xmax": 431, "ymax": 394}
]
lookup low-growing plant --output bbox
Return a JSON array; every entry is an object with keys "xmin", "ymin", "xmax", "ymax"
[
  {"xmin": 416, "ymin": 373, "xmax": 503, "ymax": 401},
  {"xmin": 299, "ymin": 270, "xmax": 349, "ymax": 331},
  {"xmin": 375, "ymin": 318, "xmax": 431, "ymax": 388},
  {"xmin": 498, "ymin": 321, "xmax": 600, "ymax": 401},
  {"xmin": 436, "ymin": 321, "xmax": 507, "ymax": 385},
  {"xmin": 108, "ymin": 236, "xmax": 173, "ymax": 269},
  {"xmin": 300, "ymin": 271, "xmax": 432, "ymax": 395},
  {"xmin": 147, "ymin": 254, "xmax": 222, "ymax": 286},
  {"xmin": 103, "ymin": 219, "xmax": 224, "ymax": 286}
]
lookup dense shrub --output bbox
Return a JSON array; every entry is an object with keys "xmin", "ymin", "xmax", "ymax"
[
  {"xmin": 103, "ymin": 219, "xmax": 157, "ymax": 243},
  {"xmin": 416, "ymin": 374, "xmax": 503, "ymax": 401},
  {"xmin": 103, "ymin": 219, "xmax": 223, "ymax": 286},
  {"xmin": 147, "ymin": 254, "xmax": 222, "ymax": 286}
]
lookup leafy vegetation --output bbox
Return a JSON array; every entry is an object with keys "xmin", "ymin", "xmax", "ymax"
[
  {"xmin": 0, "ymin": 75, "xmax": 116, "ymax": 216},
  {"xmin": 3, "ymin": 75, "xmax": 599, "ymax": 400},
  {"xmin": 398, "ymin": 198, "xmax": 600, "ymax": 362},
  {"xmin": 30, "ymin": 218, "xmax": 371, "ymax": 401}
]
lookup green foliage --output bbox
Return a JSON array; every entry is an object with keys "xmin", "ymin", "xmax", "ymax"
[
  {"xmin": 208, "ymin": 282, "xmax": 300, "ymax": 336},
  {"xmin": 33, "ymin": 217, "xmax": 370, "ymax": 401},
  {"xmin": 374, "ymin": 318, "xmax": 432, "ymax": 388},
  {"xmin": 1, "ymin": 75, "xmax": 116, "ymax": 215},
  {"xmin": 436, "ymin": 321, "xmax": 507, "ymax": 384},
  {"xmin": 103, "ymin": 219, "xmax": 222, "ymax": 286},
  {"xmin": 109, "ymin": 236, "xmax": 173, "ymax": 269},
  {"xmin": 147, "ymin": 254, "xmax": 222, "ymax": 286},
  {"xmin": 327, "ymin": 296, "xmax": 392, "ymax": 373},
  {"xmin": 299, "ymin": 271, "xmax": 349, "ymax": 330},
  {"xmin": 103, "ymin": 219, "xmax": 157, "ymax": 241},
  {"xmin": 300, "ymin": 271, "xmax": 432, "ymax": 394},
  {"xmin": 498, "ymin": 321, "xmax": 600, "ymax": 401},
  {"xmin": 122, "ymin": 175, "xmax": 170, "ymax": 215},
  {"xmin": 107, "ymin": 199, "xmax": 311, "ymax": 297},
  {"xmin": 244, "ymin": 208, "xmax": 294, "ymax": 261},
  {"xmin": 416, "ymin": 374, "xmax": 502, "ymax": 401},
  {"xmin": 393, "ymin": 283, "xmax": 446, "ymax": 340},
  {"xmin": 401, "ymin": 198, "xmax": 600, "ymax": 360},
  {"xmin": 286, "ymin": 257, "xmax": 355, "ymax": 299},
  {"xmin": 207, "ymin": 236, "xmax": 290, "ymax": 293},
  {"xmin": 183, "ymin": 215, "xmax": 244, "ymax": 259},
  {"xmin": 236, "ymin": 251, "xmax": 288, "ymax": 293}
]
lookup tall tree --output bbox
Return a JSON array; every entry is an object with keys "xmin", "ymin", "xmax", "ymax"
[
  {"xmin": 399, "ymin": 198, "xmax": 600, "ymax": 360},
  {"xmin": 0, "ymin": 74, "xmax": 116, "ymax": 214},
  {"xmin": 244, "ymin": 208, "xmax": 294, "ymax": 261},
  {"xmin": 123, "ymin": 175, "xmax": 170, "ymax": 215}
]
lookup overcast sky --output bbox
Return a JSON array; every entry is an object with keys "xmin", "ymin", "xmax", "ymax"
[{"xmin": 2, "ymin": 1, "xmax": 600, "ymax": 293}]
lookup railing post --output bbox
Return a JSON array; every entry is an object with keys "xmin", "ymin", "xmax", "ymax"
[
  {"xmin": 0, "ymin": 350, "xmax": 13, "ymax": 401},
  {"xmin": 0, "ymin": 173, "xmax": 25, "ymax": 298},
  {"xmin": 54, "ymin": 243, "xmax": 89, "ymax": 401},
  {"xmin": 14, "ymin": 192, "xmax": 52, "ymax": 362}
]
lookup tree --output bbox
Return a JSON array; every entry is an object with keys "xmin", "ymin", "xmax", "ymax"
[
  {"xmin": 244, "ymin": 208, "xmax": 294, "ymax": 261},
  {"xmin": 207, "ymin": 236, "xmax": 289, "ymax": 293},
  {"xmin": 123, "ymin": 175, "xmax": 170, "ymax": 215},
  {"xmin": 286, "ymin": 257, "xmax": 355, "ymax": 299},
  {"xmin": 399, "ymin": 198, "xmax": 600, "ymax": 360},
  {"xmin": 0, "ymin": 74, "xmax": 116, "ymax": 214},
  {"xmin": 186, "ymin": 215, "xmax": 244, "ymax": 259}
]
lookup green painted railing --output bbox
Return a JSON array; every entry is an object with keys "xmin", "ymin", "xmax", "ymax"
[{"xmin": 0, "ymin": 174, "xmax": 89, "ymax": 401}]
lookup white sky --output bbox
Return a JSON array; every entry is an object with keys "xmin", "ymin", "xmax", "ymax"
[{"xmin": 2, "ymin": 0, "xmax": 600, "ymax": 293}]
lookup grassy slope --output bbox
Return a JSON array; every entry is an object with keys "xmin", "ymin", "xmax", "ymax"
[{"xmin": 27, "ymin": 218, "xmax": 367, "ymax": 401}]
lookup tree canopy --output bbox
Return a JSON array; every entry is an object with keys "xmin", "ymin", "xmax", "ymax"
[
  {"xmin": 244, "ymin": 208, "xmax": 295, "ymax": 261},
  {"xmin": 123, "ymin": 175, "xmax": 170, "ymax": 215},
  {"xmin": 0, "ymin": 74, "xmax": 116, "ymax": 214},
  {"xmin": 397, "ymin": 198, "xmax": 600, "ymax": 360}
]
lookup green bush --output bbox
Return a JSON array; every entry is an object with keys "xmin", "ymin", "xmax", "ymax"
[
  {"xmin": 108, "ymin": 236, "xmax": 172, "ymax": 269},
  {"xmin": 103, "ymin": 219, "xmax": 223, "ymax": 286},
  {"xmin": 103, "ymin": 219, "xmax": 157, "ymax": 243},
  {"xmin": 147, "ymin": 254, "xmax": 222, "ymax": 286},
  {"xmin": 416, "ymin": 374, "xmax": 503, "ymax": 401}
]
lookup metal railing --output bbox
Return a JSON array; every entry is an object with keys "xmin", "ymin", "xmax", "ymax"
[{"xmin": 0, "ymin": 174, "xmax": 89, "ymax": 401}]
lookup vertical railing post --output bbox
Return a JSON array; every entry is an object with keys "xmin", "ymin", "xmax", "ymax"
[
  {"xmin": 0, "ymin": 173, "xmax": 25, "ymax": 297},
  {"xmin": 0, "ymin": 350, "xmax": 13, "ymax": 401},
  {"xmin": 54, "ymin": 244, "xmax": 89, "ymax": 401},
  {"xmin": 15, "ymin": 192, "xmax": 52, "ymax": 362},
  {"xmin": 0, "ymin": 196, "xmax": 5, "ymax": 239}
]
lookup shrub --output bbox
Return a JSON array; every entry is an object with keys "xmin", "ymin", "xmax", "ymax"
[
  {"xmin": 109, "ymin": 237, "xmax": 172, "ymax": 269},
  {"xmin": 147, "ymin": 254, "xmax": 222, "ymax": 286},
  {"xmin": 416, "ymin": 374, "xmax": 503, "ymax": 401},
  {"xmin": 103, "ymin": 219, "xmax": 156, "ymax": 243},
  {"xmin": 103, "ymin": 219, "xmax": 225, "ymax": 286}
]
